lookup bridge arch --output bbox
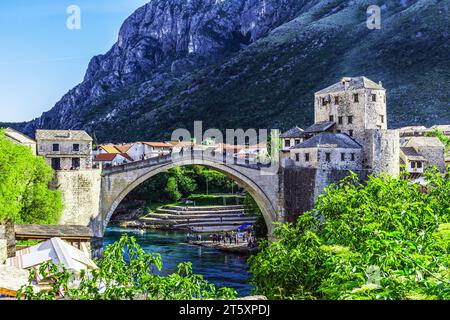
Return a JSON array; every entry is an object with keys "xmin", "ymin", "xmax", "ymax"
[{"xmin": 100, "ymin": 156, "xmax": 280, "ymax": 237}]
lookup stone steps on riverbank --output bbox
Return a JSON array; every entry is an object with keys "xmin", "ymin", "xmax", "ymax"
[
  {"xmin": 156, "ymin": 208, "xmax": 245, "ymax": 215},
  {"xmin": 140, "ymin": 204, "xmax": 255, "ymax": 233},
  {"xmin": 143, "ymin": 216, "xmax": 256, "ymax": 223},
  {"xmin": 141, "ymin": 216, "xmax": 256, "ymax": 226},
  {"xmin": 148, "ymin": 212, "xmax": 248, "ymax": 219},
  {"xmin": 168, "ymin": 205, "xmax": 244, "ymax": 212},
  {"xmin": 174, "ymin": 219, "xmax": 256, "ymax": 228}
]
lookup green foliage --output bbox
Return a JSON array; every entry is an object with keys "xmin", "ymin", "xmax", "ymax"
[
  {"xmin": 164, "ymin": 176, "xmax": 182, "ymax": 202},
  {"xmin": 18, "ymin": 234, "xmax": 237, "ymax": 300},
  {"xmin": 129, "ymin": 165, "xmax": 238, "ymax": 202},
  {"xmin": 249, "ymin": 169, "xmax": 450, "ymax": 300},
  {"xmin": 0, "ymin": 130, "xmax": 63, "ymax": 224}
]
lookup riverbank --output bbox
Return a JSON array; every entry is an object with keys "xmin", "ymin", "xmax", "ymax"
[{"xmin": 187, "ymin": 240, "xmax": 259, "ymax": 255}]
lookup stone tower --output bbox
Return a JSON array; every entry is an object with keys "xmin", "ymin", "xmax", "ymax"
[
  {"xmin": 314, "ymin": 76, "xmax": 387, "ymax": 145},
  {"xmin": 314, "ymin": 77, "xmax": 398, "ymax": 176}
]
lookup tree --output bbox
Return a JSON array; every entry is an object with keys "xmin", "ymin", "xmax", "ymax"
[
  {"xmin": 248, "ymin": 168, "xmax": 450, "ymax": 300},
  {"xmin": 128, "ymin": 165, "xmax": 236, "ymax": 202},
  {"xmin": 164, "ymin": 176, "xmax": 182, "ymax": 202},
  {"xmin": 0, "ymin": 130, "xmax": 63, "ymax": 224},
  {"xmin": 18, "ymin": 234, "xmax": 237, "ymax": 300}
]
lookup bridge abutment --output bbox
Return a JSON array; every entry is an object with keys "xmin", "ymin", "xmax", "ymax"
[{"xmin": 51, "ymin": 169, "xmax": 103, "ymax": 237}]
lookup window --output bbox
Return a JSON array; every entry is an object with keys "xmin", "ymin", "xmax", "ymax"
[
  {"xmin": 380, "ymin": 115, "xmax": 385, "ymax": 123},
  {"xmin": 348, "ymin": 116, "xmax": 353, "ymax": 124},
  {"xmin": 353, "ymin": 93, "xmax": 359, "ymax": 103},
  {"xmin": 371, "ymin": 94, "xmax": 377, "ymax": 102},
  {"xmin": 73, "ymin": 144, "xmax": 80, "ymax": 152},
  {"xmin": 295, "ymin": 153, "xmax": 300, "ymax": 162},
  {"xmin": 295, "ymin": 139, "xmax": 301, "ymax": 145},
  {"xmin": 349, "ymin": 130, "xmax": 354, "ymax": 137},
  {"xmin": 329, "ymin": 115, "xmax": 334, "ymax": 122},
  {"xmin": 285, "ymin": 140, "xmax": 291, "ymax": 148},
  {"xmin": 341, "ymin": 153, "xmax": 345, "ymax": 161},
  {"xmin": 411, "ymin": 161, "xmax": 416, "ymax": 168},
  {"xmin": 338, "ymin": 116, "xmax": 343, "ymax": 125},
  {"xmin": 322, "ymin": 98, "xmax": 327, "ymax": 106},
  {"xmin": 336, "ymin": 130, "xmax": 342, "ymax": 133},
  {"xmin": 334, "ymin": 96, "xmax": 339, "ymax": 105},
  {"xmin": 417, "ymin": 162, "xmax": 422, "ymax": 168},
  {"xmin": 51, "ymin": 158, "xmax": 61, "ymax": 170},
  {"xmin": 325, "ymin": 152, "xmax": 331, "ymax": 162},
  {"xmin": 72, "ymin": 158, "xmax": 80, "ymax": 169},
  {"xmin": 305, "ymin": 153, "xmax": 310, "ymax": 162},
  {"xmin": 52, "ymin": 143, "xmax": 59, "ymax": 152},
  {"xmin": 351, "ymin": 153, "xmax": 355, "ymax": 161}
]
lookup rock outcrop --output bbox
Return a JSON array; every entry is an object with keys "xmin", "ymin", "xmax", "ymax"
[{"xmin": 11, "ymin": 0, "xmax": 449, "ymax": 142}]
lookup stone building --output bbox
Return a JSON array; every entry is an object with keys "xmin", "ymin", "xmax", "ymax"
[
  {"xmin": 314, "ymin": 76, "xmax": 387, "ymax": 143},
  {"xmin": 289, "ymin": 133, "xmax": 362, "ymax": 171},
  {"xmin": 283, "ymin": 76, "xmax": 399, "ymax": 175},
  {"xmin": 280, "ymin": 127, "xmax": 305, "ymax": 165},
  {"xmin": 36, "ymin": 130, "xmax": 93, "ymax": 171},
  {"xmin": 2, "ymin": 127, "xmax": 37, "ymax": 155},
  {"xmin": 93, "ymin": 153, "xmax": 133, "ymax": 168},
  {"xmin": 281, "ymin": 127, "xmax": 305, "ymax": 151},
  {"xmin": 401, "ymin": 137, "xmax": 446, "ymax": 174}
]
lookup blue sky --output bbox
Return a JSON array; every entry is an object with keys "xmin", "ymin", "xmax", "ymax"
[{"xmin": 0, "ymin": 0, "xmax": 149, "ymax": 122}]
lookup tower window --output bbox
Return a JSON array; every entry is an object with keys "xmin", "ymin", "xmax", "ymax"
[
  {"xmin": 341, "ymin": 153, "xmax": 345, "ymax": 161},
  {"xmin": 349, "ymin": 130, "xmax": 354, "ymax": 137},
  {"xmin": 325, "ymin": 153, "xmax": 331, "ymax": 162},
  {"xmin": 73, "ymin": 143, "xmax": 80, "ymax": 152},
  {"xmin": 52, "ymin": 144, "xmax": 59, "ymax": 152},
  {"xmin": 295, "ymin": 139, "xmax": 301, "ymax": 145},
  {"xmin": 72, "ymin": 158, "xmax": 80, "ymax": 169},
  {"xmin": 322, "ymin": 98, "xmax": 327, "ymax": 106},
  {"xmin": 417, "ymin": 162, "xmax": 422, "ymax": 168},
  {"xmin": 348, "ymin": 116, "xmax": 353, "ymax": 124},
  {"xmin": 305, "ymin": 153, "xmax": 310, "ymax": 162},
  {"xmin": 338, "ymin": 116, "xmax": 343, "ymax": 125},
  {"xmin": 295, "ymin": 153, "xmax": 300, "ymax": 162},
  {"xmin": 329, "ymin": 115, "xmax": 334, "ymax": 122},
  {"xmin": 334, "ymin": 96, "xmax": 339, "ymax": 105},
  {"xmin": 51, "ymin": 158, "xmax": 61, "ymax": 170},
  {"xmin": 285, "ymin": 140, "xmax": 291, "ymax": 148},
  {"xmin": 380, "ymin": 115, "xmax": 385, "ymax": 123},
  {"xmin": 372, "ymin": 94, "xmax": 377, "ymax": 102},
  {"xmin": 351, "ymin": 153, "xmax": 355, "ymax": 161},
  {"xmin": 353, "ymin": 94, "xmax": 359, "ymax": 103}
]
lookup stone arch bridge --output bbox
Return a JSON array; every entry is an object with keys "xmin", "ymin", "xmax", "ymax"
[
  {"xmin": 55, "ymin": 151, "xmax": 351, "ymax": 241},
  {"xmin": 99, "ymin": 151, "xmax": 283, "ymax": 237}
]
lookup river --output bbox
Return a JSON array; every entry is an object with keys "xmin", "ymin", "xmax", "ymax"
[{"xmin": 103, "ymin": 226, "xmax": 254, "ymax": 296}]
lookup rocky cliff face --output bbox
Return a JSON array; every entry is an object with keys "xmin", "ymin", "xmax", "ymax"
[{"xmin": 15, "ymin": 0, "xmax": 450, "ymax": 142}]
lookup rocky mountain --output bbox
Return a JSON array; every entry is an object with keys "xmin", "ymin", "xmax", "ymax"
[{"xmin": 8, "ymin": 0, "xmax": 450, "ymax": 142}]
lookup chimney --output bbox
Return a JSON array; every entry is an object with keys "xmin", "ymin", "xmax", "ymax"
[
  {"xmin": 341, "ymin": 77, "xmax": 351, "ymax": 90},
  {"xmin": 379, "ymin": 81, "xmax": 383, "ymax": 87}
]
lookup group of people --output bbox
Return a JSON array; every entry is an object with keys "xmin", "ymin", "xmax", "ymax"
[{"xmin": 185, "ymin": 230, "xmax": 257, "ymax": 248}]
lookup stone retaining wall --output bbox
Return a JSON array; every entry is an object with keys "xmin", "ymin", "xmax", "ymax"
[{"xmin": 0, "ymin": 221, "xmax": 16, "ymax": 261}]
